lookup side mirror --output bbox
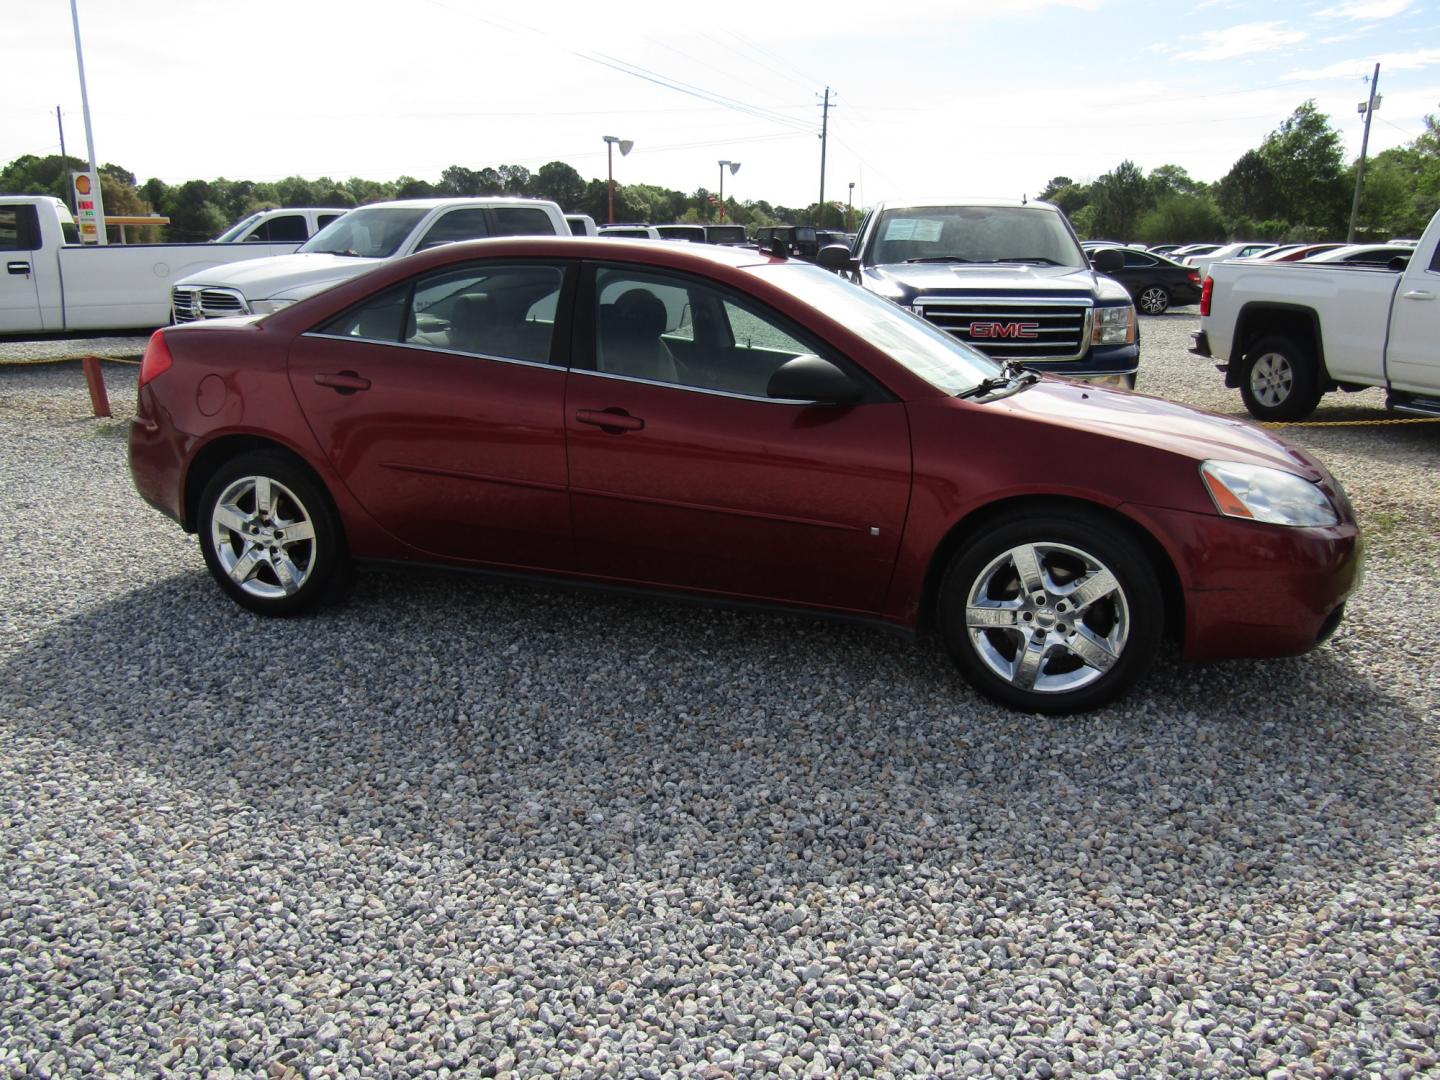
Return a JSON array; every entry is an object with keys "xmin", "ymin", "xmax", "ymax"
[
  {"xmin": 1089, "ymin": 247, "xmax": 1124, "ymax": 272},
  {"xmin": 817, "ymin": 243, "xmax": 857, "ymax": 273},
  {"xmin": 767, "ymin": 354, "xmax": 863, "ymax": 404}
]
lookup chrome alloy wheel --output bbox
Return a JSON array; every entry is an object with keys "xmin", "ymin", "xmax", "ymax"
[
  {"xmin": 1248, "ymin": 350, "xmax": 1295, "ymax": 408},
  {"xmin": 964, "ymin": 541, "xmax": 1130, "ymax": 695},
  {"xmin": 208, "ymin": 475, "xmax": 319, "ymax": 600},
  {"xmin": 1137, "ymin": 286, "xmax": 1169, "ymax": 315}
]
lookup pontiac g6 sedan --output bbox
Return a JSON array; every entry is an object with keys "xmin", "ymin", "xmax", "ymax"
[{"xmin": 129, "ymin": 237, "xmax": 1361, "ymax": 714}]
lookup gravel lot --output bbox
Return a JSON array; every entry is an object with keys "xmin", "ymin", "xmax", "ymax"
[{"xmin": 1, "ymin": 315, "xmax": 1437, "ymax": 1079}]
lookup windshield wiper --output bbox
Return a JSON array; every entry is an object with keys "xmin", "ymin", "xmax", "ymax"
[
  {"xmin": 957, "ymin": 361, "xmax": 1040, "ymax": 400},
  {"xmin": 993, "ymin": 256, "xmax": 1062, "ymax": 265},
  {"xmin": 905, "ymin": 255, "xmax": 973, "ymax": 263}
]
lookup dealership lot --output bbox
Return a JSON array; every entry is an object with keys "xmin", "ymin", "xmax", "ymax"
[{"xmin": 1, "ymin": 317, "xmax": 1436, "ymax": 1077}]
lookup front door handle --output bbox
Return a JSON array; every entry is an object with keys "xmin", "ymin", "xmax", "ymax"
[
  {"xmin": 314, "ymin": 370, "xmax": 371, "ymax": 393},
  {"xmin": 576, "ymin": 408, "xmax": 644, "ymax": 433},
  {"xmin": 1401, "ymin": 290, "xmax": 1435, "ymax": 301},
  {"xmin": 6, "ymin": 261, "xmax": 30, "ymax": 276}
]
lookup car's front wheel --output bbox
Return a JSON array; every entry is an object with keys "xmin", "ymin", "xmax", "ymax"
[
  {"xmin": 938, "ymin": 510, "xmax": 1163, "ymax": 714},
  {"xmin": 1137, "ymin": 285, "xmax": 1171, "ymax": 315},
  {"xmin": 1238, "ymin": 334, "xmax": 1323, "ymax": 422},
  {"xmin": 197, "ymin": 451, "xmax": 344, "ymax": 615}
]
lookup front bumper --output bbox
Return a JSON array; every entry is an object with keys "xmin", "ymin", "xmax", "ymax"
[
  {"xmin": 1132, "ymin": 502, "xmax": 1363, "ymax": 661},
  {"xmin": 1024, "ymin": 342, "xmax": 1140, "ymax": 390}
]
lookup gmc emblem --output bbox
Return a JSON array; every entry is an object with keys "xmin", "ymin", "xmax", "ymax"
[{"xmin": 969, "ymin": 321, "xmax": 1041, "ymax": 340}]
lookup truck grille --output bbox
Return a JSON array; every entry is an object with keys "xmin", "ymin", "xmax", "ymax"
[
  {"xmin": 171, "ymin": 286, "xmax": 248, "ymax": 323},
  {"xmin": 912, "ymin": 298, "xmax": 1092, "ymax": 361}
]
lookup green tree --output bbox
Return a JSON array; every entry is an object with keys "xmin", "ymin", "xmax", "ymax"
[
  {"xmin": 1215, "ymin": 150, "xmax": 1285, "ymax": 227},
  {"xmin": 1135, "ymin": 194, "xmax": 1225, "ymax": 245},
  {"xmin": 1259, "ymin": 101, "xmax": 1348, "ymax": 232},
  {"xmin": 531, "ymin": 161, "xmax": 586, "ymax": 210},
  {"xmin": 1148, "ymin": 164, "xmax": 1203, "ymax": 200},
  {"xmin": 1089, "ymin": 160, "xmax": 1150, "ymax": 240}
]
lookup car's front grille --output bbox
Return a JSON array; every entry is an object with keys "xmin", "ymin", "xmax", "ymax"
[
  {"xmin": 912, "ymin": 298, "xmax": 1092, "ymax": 360},
  {"xmin": 171, "ymin": 286, "xmax": 248, "ymax": 323}
]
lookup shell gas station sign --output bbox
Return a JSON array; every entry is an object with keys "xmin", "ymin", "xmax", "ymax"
[{"xmin": 72, "ymin": 171, "xmax": 101, "ymax": 243}]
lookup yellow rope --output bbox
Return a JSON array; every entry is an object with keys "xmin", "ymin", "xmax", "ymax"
[{"xmin": 1260, "ymin": 417, "xmax": 1440, "ymax": 428}]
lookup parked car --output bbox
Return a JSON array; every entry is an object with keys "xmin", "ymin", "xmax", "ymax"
[
  {"xmin": 128, "ymin": 235, "xmax": 1360, "ymax": 715},
  {"xmin": 1093, "ymin": 247, "xmax": 1202, "ymax": 315},
  {"xmin": 1299, "ymin": 243, "xmax": 1414, "ymax": 266},
  {"xmin": 1169, "ymin": 243, "xmax": 1221, "ymax": 259},
  {"xmin": 1146, "ymin": 244, "xmax": 1184, "ymax": 256},
  {"xmin": 215, "ymin": 208, "xmax": 348, "ymax": 244},
  {"xmin": 1183, "ymin": 241, "xmax": 1276, "ymax": 278},
  {"xmin": 656, "ymin": 225, "xmax": 708, "ymax": 243},
  {"xmin": 599, "ymin": 224, "xmax": 663, "ymax": 240},
  {"xmin": 704, "ymin": 225, "xmax": 749, "ymax": 246},
  {"xmin": 1254, "ymin": 243, "xmax": 1346, "ymax": 262}
]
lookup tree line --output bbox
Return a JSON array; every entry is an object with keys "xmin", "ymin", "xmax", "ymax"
[
  {"xmin": 2, "ymin": 98, "xmax": 1436, "ymax": 245},
  {"xmin": 1042, "ymin": 101, "xmax": 1440, "ymax": 244}
]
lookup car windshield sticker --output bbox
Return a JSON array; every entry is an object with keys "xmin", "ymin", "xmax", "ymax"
[{"xmin": 883, "ymin": 218, "xmax": 944, "ymax": 242}]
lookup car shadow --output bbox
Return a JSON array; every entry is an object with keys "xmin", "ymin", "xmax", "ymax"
[{"xmin": 3, "ymin": 564, "xmax": 1433, "ymax": 911}]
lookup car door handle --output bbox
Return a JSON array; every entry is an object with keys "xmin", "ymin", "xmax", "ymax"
[
  {"xmin": 1402, "ymin": 290, "xmax": 1435, "ymax": 301},
  {"xmin": 6, "ymin": 261, "xmax": 30, "ymax": 276},
  {"xmin": 313, "ymin": 370, "xmax": 371, "ymax": 393},
  {"xmin": 576, "ymin": 408, "xmax": 644, "ymax": 433}
]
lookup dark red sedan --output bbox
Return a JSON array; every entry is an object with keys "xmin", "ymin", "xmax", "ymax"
[{"xmin": 129, "ymin": 237, "xmax": 1361, "ymax": 713}]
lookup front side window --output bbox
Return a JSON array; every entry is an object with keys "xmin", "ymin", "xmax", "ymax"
[
  {"xmin": 592, "ymin": 266, "xmax": 854, "ymax": 398},
  {"xmin": 301, "ymin": 207, "xmax": 428, "ymax": 257},
  {"xmin": 415, "ymin": 209, "xmax": 491, "ymax": 251},
  {"xmin": 0, "ymin": 207, "xmax": 39, "ymax": 252},
  {"xmin": 260, "ymin": 215, "xmax": 309, "ymax": 243}
]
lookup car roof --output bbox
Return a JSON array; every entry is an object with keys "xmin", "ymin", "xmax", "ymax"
[
  {"xmin": 354, "ymin": 197, "xmax": 557, "ymax": 211},
  {"xmin": 872, "ymin": 198, "xmax": 1060, "ymax": 212}
]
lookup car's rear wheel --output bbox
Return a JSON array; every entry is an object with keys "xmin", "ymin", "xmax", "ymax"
[
  {"xmin": 938, "ymin": 510, "xmax": 1163, "ymax": 714},
  {"xmin": 198, "ymin": 451, "xmax": 344, "ymax": 615},
  {"xmin": 1239, "ymin": 334, "xmax": 1323, "ymax": 422},
  {"xmin": 1137, "ymin": 285, "xmax": 1170, "ymax": 315}
]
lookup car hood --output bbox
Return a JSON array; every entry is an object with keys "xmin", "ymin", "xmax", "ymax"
[
  {"xmin": 993, "ymin": 379, "xmax": 1325, "ymax": 479},
  {"xmin": 866, "ymin": 261, "xmax": 1130, "ymax": 301},
  {"xmin": 175, "ymin": 253, "xmax": 383, "ymax": 299}
]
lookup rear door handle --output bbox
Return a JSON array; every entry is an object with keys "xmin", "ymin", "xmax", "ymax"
[
  {"xmin": 1402, "ymin": 290, "xmax": 1435, "ymax": 301},
  {"xmin": 6, "ymin": 261, "xmax": 30, "ymax": 276},
  {"xmin": 576, "ymin": 408, "xmax": 644, "ymax": 433},
  {"xmin": 313, "ymin": 370, "xmax": 371, "ymax": 393}
]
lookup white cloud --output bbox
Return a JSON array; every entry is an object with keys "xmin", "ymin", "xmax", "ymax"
[
  {"xmin": 1316, "ymin": 0, "xmax": 1413, "ymax": 20},
  {"xmin": 1282, "ymin": 47, "xmax": 1440, "ymax": 80},
  {"xmin": 1174, "ymin": 22, "xmax": 1308, "ymax": 61}
]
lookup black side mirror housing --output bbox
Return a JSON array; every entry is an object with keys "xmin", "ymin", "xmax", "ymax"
[
  {"xmin": 817, "ymin": 244, "xmax": 858, "ymax": 273},
  {"xmin": 767, "ymin": 354, "xmax": 863, "ymax": 405},
  {"xmin": 1089, "ymin": 247, "xmax": 1124, "ymax": 272}
]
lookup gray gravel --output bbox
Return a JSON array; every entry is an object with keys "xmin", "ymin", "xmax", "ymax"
[{"xmin": 1, "ymin": 320, "xmax": 1437, "ymax": 1079}]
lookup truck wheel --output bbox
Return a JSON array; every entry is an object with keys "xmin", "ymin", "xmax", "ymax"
[
  {"xmin": 1239, "ymin": 334, "xmax": 1323, "ymax": 422},
  {"xmin": 937, "ymin": 509, "xmax": 1163, "ymax": 714},
  {"xmin": 198, "ymin": 451, "xmax": 346, "ymax": 615},
  {"xmin": 1137, "ymin": 285, "xmax": 1170, "ymax": 315}
]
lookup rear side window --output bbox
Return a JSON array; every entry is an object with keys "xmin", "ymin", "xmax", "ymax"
[
  {"xmin": 0, "ymin": 206, "xmax": 40, "ymax": 251},
  {"xmin": 490, "ymin": 207, "xmax": 560, "ymax": 237}
]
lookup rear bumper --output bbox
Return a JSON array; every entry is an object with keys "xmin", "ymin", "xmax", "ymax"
[
  {"xmin": 1132, "ymin": 503, "xmax": 1363, "ymax": 661},
  {"xmin": 128, "ymin": 400, "xmax": 188, "ymax": 526}
]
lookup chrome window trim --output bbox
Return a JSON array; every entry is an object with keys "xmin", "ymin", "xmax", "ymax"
[
  {"xmin": 300, "ymin": 332, "xmax": 563, "ymax": 372},
  {"xmin": 572, "ymin": 366, "xmax": 819, "ymax": 406}
]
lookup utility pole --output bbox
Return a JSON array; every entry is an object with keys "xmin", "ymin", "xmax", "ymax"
[
  {"xmin": 818, "ymin": 86, "xmax": 832, "ymax": 227},
  {"xmin": 56, "ymin": 107, "xmax": 72, "ymax": 211},
  {"xmin": 1347, "ymin": 63, "xmax": 1381, "ymax": 244}
]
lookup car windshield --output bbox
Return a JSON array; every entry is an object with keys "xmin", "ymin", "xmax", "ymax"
[
  {"xmin": 866, "ymin": 206, "xmax": 1086, "ymax": 269},
  {"xmin": 762, "ymin": 263, "xmax": 1002, "ymax": 396},
  {"xmin": 300, "ymin": 207, "xmax": 428, "ymax": 258},
  {"xmin": 214, "ymin": 213, "xmax": 262, "ymax": 243}
]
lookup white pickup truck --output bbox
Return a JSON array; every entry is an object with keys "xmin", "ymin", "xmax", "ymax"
[
  {"xmin": 214, "ymin": 207, "xmax": 349, "ymax": 244},
  {"xmin": 1191, "ymin": 206, "xmax": 1439, "ymax": 420},
  {"xmin": 170, "ymin": 196, "xmax": 570, "ymax": 321},
  {"xmin": 1, "ymin": 195, "xmax": 316, "ymax": 335}
]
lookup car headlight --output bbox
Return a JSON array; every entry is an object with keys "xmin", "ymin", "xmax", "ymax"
[
  {"xmin": 1092, "ymin": 304, "xmax": 1136, "ymax": 345},
  {"xmin": 1200, "ymin": 460, "xmax": 1339, "ymax": 527},
  {"xmin": 250, "ymin": 298, "xmax": 297, "ymax": 316}
]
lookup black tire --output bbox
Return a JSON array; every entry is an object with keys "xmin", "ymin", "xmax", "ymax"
[
  {"xmin": 1136, "ymin": 285, "xmax": 1170, "ymax": 315},
  {"xmin": 1238, "ymin": 334, "xmax": 1323, "ymax": 422},
  {"xmin": 938, "ymin": 509, "xmax": 1163, "ymax": 714},
  {"xmin": 197, "ymin": 451, "xmax": 346, "ymax": 615}
]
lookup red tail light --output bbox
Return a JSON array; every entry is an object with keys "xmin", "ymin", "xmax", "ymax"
[
  {"xmin": 138, "ymin": 330, "xmax": 173, "ymax": 387},
  {"xmin": 1199, "ymin": 276, "xmax": 1214, "ymax": 317}
]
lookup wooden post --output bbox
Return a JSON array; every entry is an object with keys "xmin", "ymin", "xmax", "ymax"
[{"xmin": 82, "ymin": 356, "xmax": 111, "ymax": 418}]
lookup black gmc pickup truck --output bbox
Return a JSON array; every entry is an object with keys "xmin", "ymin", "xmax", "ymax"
[{"xmin": 819, "ymin": 199, "xmax": 1139, "ymax": 387}]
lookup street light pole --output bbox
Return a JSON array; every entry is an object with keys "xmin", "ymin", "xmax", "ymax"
[
  {"xmin": 603, "ymin": 135, "xmax": 633, "ymax": 225},
  {"xmin": 717, "ymin": 160, "xmax": 740, "ymax": 223},
  {"xmin": 847, "ymin": 181, "xmax": 855, "ymax": 232}
]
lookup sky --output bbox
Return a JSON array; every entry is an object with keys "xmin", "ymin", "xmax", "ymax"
[{"xmin": 3, "ymin": 0, "xmax": 1437, "ymax": 213}]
